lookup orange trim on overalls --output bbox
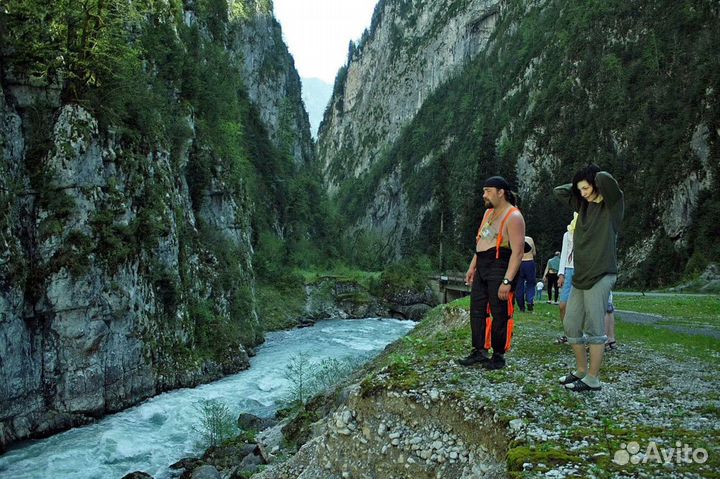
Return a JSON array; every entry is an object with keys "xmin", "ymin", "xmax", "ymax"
[
  {"xmin": 483, "ymin": 295, "xmax": 515, "ymax": 352},
  {"xmin": 496, "ymin": 207, "xmax": 519, "ymax": 258},
  {"xmin": 505, "ymin": 292, "xmax": 515, "ymax": 352},
  {"xmin": 484, "ymin": 304, "xmax": 492, "ymax": 350},
  {"xmin": 476, "ymin": 207, "xmax": 520, "ymax": 259}
]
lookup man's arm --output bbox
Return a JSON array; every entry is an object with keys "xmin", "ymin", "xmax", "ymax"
[
  {"xmin": 465, "ymin": 254, "xmax": 477, "ymax": 285},
  {"xmin": 498, "ymin": 212, "xmax": 526, "ymax": 300}
]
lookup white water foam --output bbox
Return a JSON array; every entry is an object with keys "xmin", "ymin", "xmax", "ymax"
[{"xmin": 0, "ymin": 318, "xmax": 414, "ymax": 479}]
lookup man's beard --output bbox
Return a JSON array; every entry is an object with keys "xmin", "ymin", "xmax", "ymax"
[{"xmin": 483, "ymin": 198, "xmax": 494, "ymax": 208}]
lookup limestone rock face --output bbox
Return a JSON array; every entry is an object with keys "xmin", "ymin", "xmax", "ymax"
[
  {"xmin": 0, "ymin": 98, "xmax": 253, "ymax": 448},
  {"xmin": 0, "ymin": 1, "xmax": 310, "ymax": 450},
  {"xmin": 361, "ymin": 166, "xmax": 433, "ymax": 260},
  {"xmin": 660, "ymin": 123, "xmax": 713, "ymax": 245},
  {"xmin": 320, "ymin": 0, "xmax": 499, "ymax": 193},
  {"xmin": 231, "ymin": 2, "xmax": 314, "ymax": 165},
  {"xmin": 318, "ymin": 0, "xmax": 500, "ymax": 257}
]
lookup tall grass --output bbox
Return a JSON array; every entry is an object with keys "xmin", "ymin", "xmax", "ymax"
[{"xmin": 283, "ymin": 353, "xmax": 362, "ymax": 407}]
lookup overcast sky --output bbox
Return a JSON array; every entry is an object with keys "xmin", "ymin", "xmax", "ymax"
[{"xmin": 272, "ymin": 0, "xmax": 379, "ymax": 83}]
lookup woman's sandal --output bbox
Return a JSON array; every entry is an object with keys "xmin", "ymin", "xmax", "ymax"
[
  {"xmin": 604, "ymin": 341, "xmax": 618, "ymax": 352},
  {"xmin": 565, "ymin": 380, "xmax": 601, "ymax": 392},
  {"xmin": 558, "ymin": 372, "xmax": 583, "ymax": 385}
]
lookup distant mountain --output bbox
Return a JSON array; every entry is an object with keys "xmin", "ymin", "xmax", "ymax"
[{"xmin": 302, "ymin": 77, "xmax": 333, "ymax": 138}]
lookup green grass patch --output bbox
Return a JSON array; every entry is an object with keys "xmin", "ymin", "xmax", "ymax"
[
  {"xmin": 452, "ymin": 296, "xmax": 471, "ymax": 309},
  {"xmin": 615, "ymin": 320, "xmax": 720, "ymax": 363},
  {"xmin": 359, "ymin": 347, "xmax": 429, "ymax": 397},
  {"xmin": 613, "ymin": 294, "xmax": 720, "ymax": 324},
  {"xmin": 359, "ymin": 308, "xmax": 472, "ymax": 396},
  {"xmin": 255, "ymin": 282, "xmax": 306, "ymax": 331},
  {"xmin": 296, "ymin": 266, "xmax": 381, "ymax": 290},
  {"xmin": 507, "ymin": 445, "xmax": 581, "ymax": 473},
  {"xmin": 609, "ymin": 293, "xmax": 720, "ymax": 362}
]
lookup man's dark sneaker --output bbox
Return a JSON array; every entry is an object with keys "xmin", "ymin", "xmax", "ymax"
[
  {"xmin": 457, "ymin": 350, "xmax": 490, "ymax": 367},
  {"xmin": 482, "ymin": 354, "xmax": 506, "ymax": 370},
  {"xmin": 527, "ymin": 303, "xmax": 534, "ymax": 312}
]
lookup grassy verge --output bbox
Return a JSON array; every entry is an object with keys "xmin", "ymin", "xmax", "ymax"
[
  {"xmin": 353, "ymin": 296, "xmax": 720, "ymax": 478},
  {"xmin": 614, "ymin": 294, "xmax": 720, "ymax": 327},
  {"xmin": 614, "ymin": 320, "xmax": 720, "ymax": 363},
  {"xmin": 611, "ymin": 294, "xmax": 720, "ymax": 363},
  {"xmin": 255, "ymin": 268, "xmax": 383, "ymax": 332},
  {"xmin": 255, "ymin": 282, "xmax": 306, "ymax": 331},
  {"xmin": 296, "ymin": 267, "xmax": 381, "ymax": 289}
]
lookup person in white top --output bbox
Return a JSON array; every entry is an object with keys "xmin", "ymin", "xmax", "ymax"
[{"xmin": 554, "ymin": 213, "xmax": 577, "ymax": 343}]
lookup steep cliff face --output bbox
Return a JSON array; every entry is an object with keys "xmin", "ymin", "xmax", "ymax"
[
  {"xmin": 319, "ymin": 0, "xmax": 500, "ymax": 196},
  {"xmin": 231, "ymin": 4, "xmax": 314, "ymax": 164},
  {"xmin": 0, "ymin": 0, "xmax": 313, "ymax": 449},
  {"xmin": 320, "ymin": 0, "xmax": 720, "ymax": 283}
]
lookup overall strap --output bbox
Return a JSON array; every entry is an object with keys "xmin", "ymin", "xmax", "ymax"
[
  {"xmin": 496, "ymin": 207, "xmax": 519, "ymax": 259},
  {"xmin": 475, "ymin": 208, "xmax": 494, "ymax": 242}
]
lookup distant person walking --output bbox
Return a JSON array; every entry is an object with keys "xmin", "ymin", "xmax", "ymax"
[
  {"xmin": 535, "ymin": 280, "xmax": 545, "ymax": 302},
  {"xmin": 543, "ymin": 251, "xmax": 561, "ymax": 304},
  {"xmin": 515, "ymin": 236, "xmax": 537, "ymax": 312},
  {"xmin": 554, "ymin": 165, "xmax": 624, "ymax": 392},
  {"xmin": 458, "ymin": 176, "xmax": 526, "ymax": 370}
]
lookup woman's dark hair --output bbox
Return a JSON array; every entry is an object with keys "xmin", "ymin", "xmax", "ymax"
[
  {"xmin": 571, "ymin": 164, "xmax": 602, "ymax": 204},
  {"xmin": 505, "ymin": 189, "xmax": 518, "ymax": 206}
]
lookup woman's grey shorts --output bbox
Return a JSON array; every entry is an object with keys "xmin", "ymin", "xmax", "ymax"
[{"xmin": 564, "ymin": 274, "xmax": 616, "ymax": 345}]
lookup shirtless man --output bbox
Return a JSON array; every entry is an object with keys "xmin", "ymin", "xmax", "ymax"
[{"xmin": 458, "ymin": 176, "xmax": 526, "ymax": 370}]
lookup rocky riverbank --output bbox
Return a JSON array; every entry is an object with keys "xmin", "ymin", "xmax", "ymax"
[
  {"xmin": 248, "ymin": 303, "xmax": 719, "ymax": 479},
  {"xmin": 129, "ymin": 300, "xmax": 718, "ymax": 478},
  {"xmin": 259, "ymin": 275, "xmax": 438, "ymax": 331}
]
